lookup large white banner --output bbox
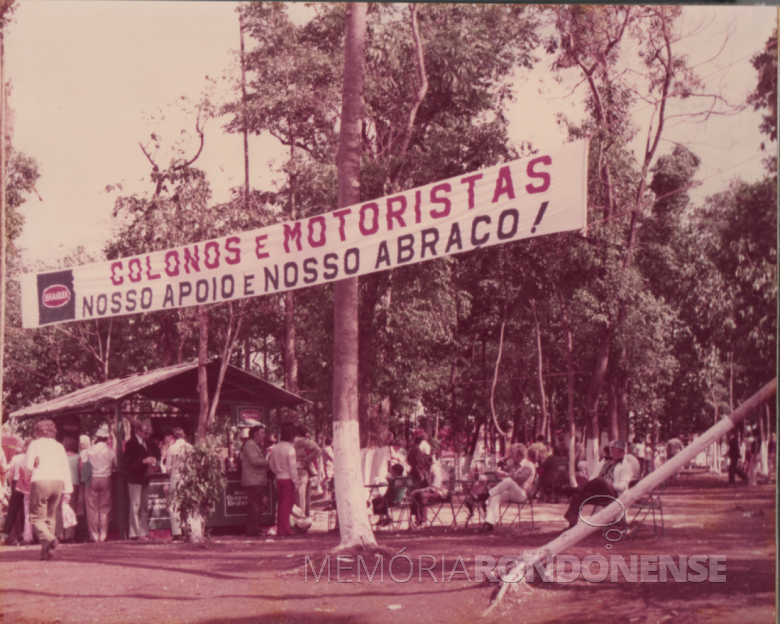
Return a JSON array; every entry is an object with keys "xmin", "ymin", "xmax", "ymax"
[{"xmin": 21, "ymin": 140, "xmax": 588, "ymax": 329}]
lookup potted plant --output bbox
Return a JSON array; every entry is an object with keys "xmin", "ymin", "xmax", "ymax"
[{"xmin": 172, "ymin": 443, "xmax": 226, "ymax": 544}]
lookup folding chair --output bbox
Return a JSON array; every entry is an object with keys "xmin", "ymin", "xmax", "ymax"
[
  {"xmin": 325, "ymin": 490, "xmax": 339, "ymax": 532},
  {"xmin": 410, "ymin": 482, "xmax": 455, "ymax": 529},
  {"xmin": 456, "ymin": 479, "xmax": 493, "ymax": 528},
  {"xmin": 497, "ymin": 476, "xmax": 538, "ymax": 529},
  {"xmin": 627, "ymin": 480, "xmax": 666, "ymax": 539},
  {"xmin": 371, "ymin": 477, "xmax": 410, "ymax": 531},
  {"xmin": 546, "ymin": 461, "xmax": 574, "ymax": 503}
]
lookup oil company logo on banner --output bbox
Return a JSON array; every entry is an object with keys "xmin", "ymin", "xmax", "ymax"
[
  {"xmin": 20, "ymin": 141, "xmax": 588, "ymax": 329},
  {"xmin": 42, "ymin": 284, "xmax": 71, "ymax": 308},
  {"xmin": 36, "ymin": 270, "xmax": 76, "ymax": 326}
]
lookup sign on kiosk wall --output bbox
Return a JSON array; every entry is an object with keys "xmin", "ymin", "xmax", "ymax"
[
  {"xmin": 233, "ymin": 405, "xmax": 266, "ymax": 428},
  {"xmin": 20, "ymin": 141, "xmax": 588, "ymax": 329}
]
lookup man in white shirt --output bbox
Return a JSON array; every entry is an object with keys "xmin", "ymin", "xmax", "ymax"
[
  {"xmin": 25, "ymin": 419, "xmax": 73, "ymax": 560},
  {"xmin": 268, "ymin": 423, "xmax": 299, "ymax": 537},
  {"xmin": 164, "ymin": 428, "xmax": 192, "ymax": 542},
  {"xmin": 563, "ymin": 441, "xmax": 633, "ymax": 530},
  {"xmin": 624, "ymin": 447, "xmax": 642, "ymax": 484},
  {"xmin": 82, "ymin": 424, "xmax": 117, "ymax": 543},
  {"xmin": 482, "ymin": 444, "xmax": 537, "ymax": 532}
]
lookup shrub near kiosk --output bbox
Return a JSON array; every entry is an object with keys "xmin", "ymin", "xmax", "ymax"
[{"xmin": 172, "ymin": 443, "xmax": 226, "ymax": 543}]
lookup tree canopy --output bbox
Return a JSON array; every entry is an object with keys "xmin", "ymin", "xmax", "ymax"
[{"xmin": 4, "ymin": 5, "xmax": 775, "ymax": 463}]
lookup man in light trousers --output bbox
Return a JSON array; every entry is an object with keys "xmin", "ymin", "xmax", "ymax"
[{"xmin": 482, "ymin": 444, "xmax": 537, "ymax": 532}]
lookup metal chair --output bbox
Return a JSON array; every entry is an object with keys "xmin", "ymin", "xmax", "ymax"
[
  {"xmin": 409, "ymin": 481, "xmax": 455, "ymax": 529},
  {"xmin": 627, "ymin": 480, "xmax": 667, "ymax": 539},
  {"xmin": 540, "ymin": 459, "xmax": 573, "ymax": 502},
  {"xmin": 497, "ymin": 476, "xmax": 538, "ymax": 529},
  {"xmin": 371, "ymin": 477, "xmax": 410, "ymax": 531}
]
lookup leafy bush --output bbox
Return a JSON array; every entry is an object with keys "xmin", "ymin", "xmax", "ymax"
[{"xmin": 172, "ymin": 443, "xmax": 226, "ymax": 529}]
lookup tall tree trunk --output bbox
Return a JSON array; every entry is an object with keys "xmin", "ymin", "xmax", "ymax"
[
  {"xmin": 283, "ymin": 290, "xmax": 299, "ymax": 421},
  {"xmin": 489, "ymin": 320, "xmax": 508, "ymax": 438},
  {"xmin": 159, "ymin": 312, "xmax": 180, "ymax": 367},
  {"xmin": 530, "ymin": 300, "xmax": 547, "ymax": 440},
  {"xmin": 263, "ymin": 334, "xmax": 268, "ymax": 379},
  {"xmin": 283, "ymin": 129, "xmax": 299, "ymax": 420},
  {"xmin": 0, "ymin": 25, "xmax": 7, "ymax": 431},
  {"xmin": 357, "ymin": 274, "xmax": 383, "ymax": 446},
  {"xmin": 239, "ymin": 10, "xmax": 250, "ymax": 211},
  {"xmin": 617, "ymin": 377, "xmax": 629, "ymax": 442},
  {"xmin": 760, "ymin": 404, "xmax": 770, "ymax": 476},
  {"xmin": 709, "ymin": 382, "xmax": 720, "ymax": 473},
  {"xmin": 196, "ymin": 305, "xmax": 210, "ymax": 443},
  {"xmin": 331, "ymin": 2, "xmax": 377, "ymax": 552},
  {"xmin": 207, "ymin": 301, "xmax": 246, "ymax": 431},
  {"xmin": 467, "ymin": 420, "xmax": 483, "ymax": 458},
  {"xmin": 585, "ymin": 327, "xmax": 610, "ymax": 477},
  {"xmin": 511, "ymin": 347, "xmax": 529, "ymax": 443},
  {"xmin": 607, "ymin": 380, "xmax": 618, "ymax": 441},
  {"xmin": 556, "ymin": 290, "xmax": 579, "ymax": 487}
]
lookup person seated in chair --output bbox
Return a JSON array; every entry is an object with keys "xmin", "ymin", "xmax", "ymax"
[
  {"xmin": 562, "ymin": 441, "xmax": 633, "ymax": 530},
  {"xmin": 463, "ymin": 463, "xmax": 491, "ymax": 522},
  {"xmin": 481, "ymin": 445, "xmax": 537, "ymax": 532},
  {"xmin": 409, "ymin": 454, "xmax": 448, "ymax": 529},
  {"xmin": 372, "ymin": 463, "xmax": 406, "ymax": 526},
  {"xmin": 538, "ymin": 445, "xmax": 571, "ymax": 502}
]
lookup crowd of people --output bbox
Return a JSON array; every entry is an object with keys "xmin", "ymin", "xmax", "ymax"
[
  {"xmin": 235, "ymin": 421, "xmax": 322, "ymax": 538},
  {"xmin": 0, "ymin": 418, "xmax": 774, "ymax": 554},
  {"xmin": 0, "ymin": 418, "xmax": 195, "ymax": 553}
]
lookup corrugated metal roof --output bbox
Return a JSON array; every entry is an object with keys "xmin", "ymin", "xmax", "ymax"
[{"xmin": 10, "ymin": 360, "xmax": 310, "ymax": 420}]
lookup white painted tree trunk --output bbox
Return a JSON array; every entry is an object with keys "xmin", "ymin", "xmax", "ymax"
[
  {"xmin": 708, "ymin": 442, "xmax": 721, "ymax": 474},
  {"xmin": 187, "ymin": 512, "xmax": 205, "ymax": 544},
  {"xmin": 759, "ymin": 440, "xmax": 769, "ymax": 476},
  {"xmin": 332, "ymin": 420, "xmax": 377, "ymax": 550},
  {"xmin": 462, "ymin": 453, "xmax": 473, "ymax": 478}
]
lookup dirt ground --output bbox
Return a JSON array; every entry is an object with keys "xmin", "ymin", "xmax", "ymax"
[{"xmin": 0, "ymin": 470, "xmax": 775, "ymax": 624}]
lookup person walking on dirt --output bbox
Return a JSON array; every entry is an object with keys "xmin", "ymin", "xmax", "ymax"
[
  {"xmin": 728, "ymin": 433, "xmax": 748, "ymax": 485},
  {"xmin": 25, "ymin": 419, "xmax": 73, "ymax": 560}
]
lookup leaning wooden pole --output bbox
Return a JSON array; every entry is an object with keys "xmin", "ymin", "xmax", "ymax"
[{"xmin": 483, "ymin": 378, "xmax": 777, "ymax": 616}]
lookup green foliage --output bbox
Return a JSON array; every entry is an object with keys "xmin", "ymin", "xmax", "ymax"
[
  {"xmin": 6, "ymin": 5, "xmax": 773, "ymax": 455},
  {"xmin": 172, "ymin": 443, "xmax": 226, "ymax": 525},
  {"xmin": 747, "ymin": 28, "xmax": 778, "ymax": 143}
]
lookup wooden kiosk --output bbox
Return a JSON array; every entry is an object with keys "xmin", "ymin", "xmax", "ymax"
[{"xmin": 9, "ymin": 359, "xmax": 309, "ymax": 539}]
